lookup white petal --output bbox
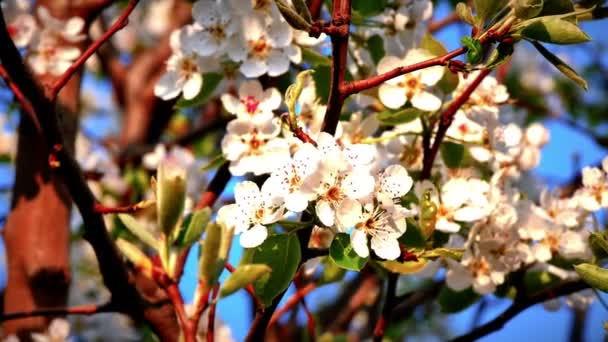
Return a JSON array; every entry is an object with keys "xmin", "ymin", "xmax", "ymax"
[
  {"xmin": 350, "ymin": 229, "xmax": 370, "ymax": 258},
  {"xmin": 336, "ymin": 198, "xmax": 363, "ymax": 229},
  {"xmin": 285, "ymin": 192, "xmax": 309, "ymax": 213},
  {"xmin": 154, "ymin": 71, "xmax": 182, "ymax": 100},
  {"xmin": 371, "ymin": 236, "xmax": 401, "ymax": 260},
  {"xmin": 48, "ymin": 318, "xmax": 70, "ymax": 339},
  {"xmin": 378, "ymin": 84, "xmax": 406, "ymax": 109},
  {"xmin": 267, "ymin": 49, "xmax": 290, "ymax": 77},
  {"xmin": 380, "ymin": 165, "xmax": 413, "ymax": 198},
  {"xmin": 453, "ymin": 206, "xmax": 487, "ymax": 222},
  {"xmin": 316, "ymin": 200, "xmax": 335, "ymax": 227},
  {"xmin": 221, "ymin": 94, "xmax": 241, "ymax": 114},
  {"xmin": 342, "ymin": 172, "xmax": 375, "ymax": 200},
  {"xmin": 240, "ymin": 224, "xmax": 268, "ymax": 248},
  {"xmin": 435, "ymin": 218, "xmax": 461, "ymax": 233},
  {"xmin": 234, "ymin": 181, "xmax": 262, "ymax": 207},
  {"xmin": 411, "ymin": 90, "xmax": 442, "ymax": 111},
  {"xmin": 182, "ymin": 74, "xmax": 203, "ymax": 100},
  {"xmin": 240, "ymin": 57, "xmax": 267, "ymax": 78}
]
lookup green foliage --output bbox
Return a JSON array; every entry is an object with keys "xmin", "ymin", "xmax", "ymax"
[
  {"xmin": 485, "ymin": 42, "xmax": 515, "ymax": 69},
  {"xmin": 173, "ymin": 208, "xmax": 211, "ymax": 248},
  {"xmin": 399, "ymin": 220, "xmax": 427, "ymax": 248},
  {"xmin": 220, "ymin": 264, "xmax": 272, "ymax": 299},
  {"xmin": 519, "ymin": 17, "xmax": 591, "ymax": 44},
  {"xmin": 274, "ymin": 0, "xmax": 312, "ymax": 30},
  {"xmin": 330, "ymin": 233, "xmax": 368, "ymax": 271},
  {"xmin": 460, "ymin": 37, "xmax": 483, "ymax": 64},
  {"xmin": 352, "ymin": 0, "xmax": 388, "ymax": 17},
  {"xmin": 524, "ymin": 271, "xmax": 561, "ymax": 293},
  {"xmin": 438, "ymin": 286, "xmax": 480, "ymax": 313},
  {"xmin": 175, "ymin": 73, "xmax": 223, "ymax": 108},
  {"xmin": 302, "ymin": 47, "xmax": 331, "ymax": 66},
  {"xmin": 474, "ymin": 0, "xmax": 509, "ymax": 26},
  {"xmin": 589, "ymin": 231, "xmax": 608, "ymax": 259},
  {"xmin": 514, "ymin": 0, "xmax": 545, "ymax": 19},
  {"xmin": 378, "ymin": 259, "xmax": 428, "ymax": 274},
  {"xmin": 440, "ymin": 141, "xmax": 465, "ymax": 168},
  {"xmin": 249, "ymin": 234, "xmax": 302, "ymax": 306},
  {"xmin": 376, "ymin": 108, "xmax": 425, "ymax": 126},
  {"xmin": 117, "ymin": 214, "xmax": 158, "ymax": 250},
  {"xmin": 367, "ymin": 35, "xmax": 386, "ymax": 65},
  {"xmin": 530, "ymin": 40, "xmax": 588, "ymax": 90},
  {"xmin": 312, "ymin": 65, "xmax": 331, "ymax": 104},
  {"xmin": 456, "ymin": 2, "xmax": 476, "ymax": 26},
  {"xmin": 318, "ymin": 256, "xmax": 347, "ymax": 286},
  {"xmin": 200, "ymin": 154, "xmax": 227, "ymax": 172},
  {"xmin": 575, "ymin": 263, "xmax": 608, "ymax": 293}
]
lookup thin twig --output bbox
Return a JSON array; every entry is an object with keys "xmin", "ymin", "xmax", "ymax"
[
  {"xmin": 49, "ymin": 0, "xmax": 140, "ymax": 99},
  {"xmin": 268, "ymin": 283, "xmax": 317, "ymax": 329},
  {"xmin": 207, "ymin": 285, "xmax": 220, "ymax": 342},
  {"xmin": 0, "ymin": 303, "xmax": 113, "ymax": 322},
  {"xmin": 450, "ymin": 280, "xmax": 588, "ymax": 342},
  {"xmin": 93, "ymin": 201, "xmax": 152, "ymax": 214},
  {"xmin": 372, "ymin": 273, "xmax": 397, "ymax": 342}
]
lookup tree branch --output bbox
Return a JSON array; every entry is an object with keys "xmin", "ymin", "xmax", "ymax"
[
  {"xmin": 450, "ymin": 280, "xmax": 588, "ymax": 342},
  {"xmin": 0, "ymin": 303, "xmax": 113, "ymax": 322}
]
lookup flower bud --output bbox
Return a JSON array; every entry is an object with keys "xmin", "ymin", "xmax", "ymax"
[
  {"xmin": 419, "ymin": 191, "xmax": 438, "ymax": 239},
  {"xmin": 219, "ymin": 264, "xmax": 271, "ymax": 299},
  {"xmin": 156, "ymin": 158, "xmax": 187, "ymax": 237},
  {"xmin": 199, "ymin": 222, "xmax": 234, "ymax": 287}
]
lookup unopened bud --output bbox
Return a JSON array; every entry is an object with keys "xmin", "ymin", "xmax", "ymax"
[
  {"xmin": 219, "ymin": 264, "xmax": 271, "ymax": 299},
  {"xmin": 156, "ymin": 158, "xmax": 187, "ymax": 237}
]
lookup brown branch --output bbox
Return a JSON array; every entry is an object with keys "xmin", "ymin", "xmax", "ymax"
[
  {"xmin": 319, "ymin": 0, "xmax": 351, "ymax": 136},
  {"xmin": 372, "ymin": 273, "xmax": 397, "ymax": 342},
  {"xmin": 49, "ymin": 0, "xmax": 140, "ymax": 100},
  {"xmin": 93, "ymin": 201, "xmax": 151, "ymax": 214},
  {"xmin": 421, "ymin": 68, "xmax": 492, "ymax": 179},
  {"xmin": 207, "ymin": 285, "xmax": 219, "ymax": 342},
  {"xmin": 0, "ymin": 0, "xmax": 146, "ymax": 322},
  {"xmin": 164, "ymin": 281, "xmax": 195, "ymax": 342},
  {"xmin": 450, "ymin": 280, "xmax": 588, "ymax": 342},
  {"xmin": 340, "ymin": 48, "xmax": 466, "ymax": 98},
  {"xmin": 428, "ymin": 12, "xmax": 460, "ymax": 33},
  {"xmin": 0, "ymin": 303, "xmax": 113, "ymax": 322},
  {"xmin": 268, "ymin": 283, "xmax": 316, "ymax": 329}
]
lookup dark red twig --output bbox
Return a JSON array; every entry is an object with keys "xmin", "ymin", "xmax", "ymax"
[
  {"xmin": 372, "ymin": 273, "xmax": 397, "ymax": 342},
  {"xmin": 49, "ymin": 0, "xmax": 140, "ymax": 99},
  {"xmin": 93, "ymin": 202, "xmax": 150, "ymax": 214},
  {"xmin": 189, "ymin": 280, "xmax": 211, "ymax": 333},
  {"xmin": 207, "ymin": 285, "xmax": 220, "ymax": 342},
  {"xmin": 268, "ymin": 283, "xmax": 317, "ymax": 329},
  {"xmin": 421, "ymin": 68, "xmax": 492, "ymax": 179},
  {"xmin": 0, "ymin": 303, "xmax": 113, "ymax": 322},
  {"xmin": 0, "ymin": 64, "xmax": 39, "ymax": 132}
]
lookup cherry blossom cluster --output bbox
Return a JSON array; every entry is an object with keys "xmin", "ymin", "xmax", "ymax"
[
  {"xmin": 2, "ymin": 0, "xmax": 87, "ymax": 76},
  {"xmin": 154, "ymin": 0, "xmax": 324, "ymax": 101}
]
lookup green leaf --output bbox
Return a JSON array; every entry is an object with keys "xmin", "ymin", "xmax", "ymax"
[
  {"xmin": 220, "ymin": 264, "xmax": 272, "ymax": 299},
  {"xmin": 378, "ymin": 259, "xmax": 428, "ymax": 274},
  {"xmin": 352, "ymin": 0, "xmax": 388, "ymax": 17},
  {"xmin": 250, "ymin": 234, "xmax": 302, "ymax": 306},
  {"xmin": 329, "ymin": 233, "xmax": 368, "ymax": 271},
  {"xmin": 456, "ymin": 2, "xmax": 476, "ymax": 26},
  {"xmin": 302, "ymin": 47, "xmax": 331, "ymax": 66},
  {"xmin": 474, "ymin": 0, "xmax": 508, "ymax": 26},
  {"xmin": 117, "ymin": 214, "xmax": 158, "ymax": 250},
  {"xmin": 437, "ymin": 67, "xmax": 460, "ymax": 94},
  {"xmin": 367, "ymin": 35, "xmax": 386, "ymax": 65},
  {"xmin": 514, "ymin": 0, "xmax": 545, "ymax": 19},
  {"xmin": 174, "ymin": 208, "xmax": 211, "ymax": 247},
  {"xmin": 530, "ymin": 40, "xmax": 588, "ymax": 90},
  {"xmin": 486, "ymin": 42, "xmax": 514, "ymax": 69},
  {"xmin": 312, "ymin": 65, "xmax": 331, "ymax": 104},
  {"xmin": 421, "ymin": 248, "xmax": 464, "ymax": 261},
  {"xmin": 277, "ymin": 220, "xmax": 314, "ymax": 233},
  {"xmin": 520, "ymin": 17, "xmax": 591, "ymax": 44},
  {"xmin": 376, "ymin": 108, "xmax": 424, "ymax": 126},
  {"xmin": 441, "ymin": 141, "xmax": 465, "ymax": 168},
  {"xmin": 199, "ymin": 222, "xmax": 224, "ymax": 286},
  {"xmin": 421, "ymin": 33, "xmax": 448, "ymax": 57},
  {"xmin": 524, "ymin": 270, "xmax": 561, "ymax": 293},
  {"xmin": 292, "ymin": 0, "xmax": 312, "ymax": 24},
  {"xmin": 398, "ymin": 220, "xmax": 427, "ymax": 248},
  {"xmin": 575, "ymin": 263, "xmax": 608, "ymax": 293},
  {"xmin": 200, "ymin": 155, "xmax": 227, "ymax": 172},
  {"xmin": 538, "ymin": 0, "xmax": 574, "ymax": 16},
  {"xmin": 460, "ymin": 37, "xmax": 483, "ymax": 64},
  {"xmin": 274, "ymin": 0, "xmax": 312, "ymax": 30},
  {"xmin": 438, "ymin": 286, "xmax": 480, "ymax": 313},
  {"xmin": 176, "ymin": 73, "xmax": 223, "ymax": 108},
  {"xmin": 589, "ymin": 232, "xmax": 608, "ymax": 259},
  {"xmin": 318, "ymin": 257, "xmax": 347, "ymax": 286}
]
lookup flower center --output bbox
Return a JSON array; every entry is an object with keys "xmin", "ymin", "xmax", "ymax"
[
  {"xmin": 326, "ymin": 186, "xmax": 343, "ymax": 202},
  {"xmin": 470, "ymin": 257, "xmax": 490, "ymax": 277},
  {"xmin": 208, "ymin": 25, "xmax": 226, "ymax": 40},
  {"xmin": 400, "ymin": 75, "xmax": 422, "ymax": 99},
  {"xmin": 178, "ymin": 57, "xmax": 199, "ymax": 78},
  {"xmin": 241, "ymin": 95, "xmax": 260, "ymax": 114},
  {"xmin": 249, "ymin": 37, "xmax": 271, "ymax": 58}
]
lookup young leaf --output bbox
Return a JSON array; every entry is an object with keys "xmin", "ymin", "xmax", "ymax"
[
  {"xmin": 575, "ymin": 263, "xmax": 608, "ymax": 293},
  {"xmin": 520, "ymin": 17, "xmax": 591, "ymax": 45},
  {"xmin": 220, "ymin": 264, "xmax": 272, "ymax": 299},
  {"xmin": 292, "ymin": 0, "xmax": 312, "ymax": 24},
  {"xmin": 250, "ymin": 234, "xmax": 302, "ymax": 306},
  {"xmin": 456, "ymin": 2, "xmax": 476, "ymax": 26},
  {"xmin": 302, "ymin": 47, "xmax": 331, "ymax": 66},
  {"xmin": 376, "ymin": 108, "xmax": 424, "ymax": 126},
  {"xmin": 329, "ymin": 233, "xmax": 368, "ymax": 271},
  {"xmin": 274, "ymin": 0, "xmax": 312, "ymax": 30},
  {"xmin": 421, "ymin": 33, "xmax": 448, "ymax": 57},
  {"xmin": 378, "ymin": 259, "xmax": 428, "ymax": 274},
  {"xmin": 367, "ymin": 34, "xmax": 386, "ymax": 65},
  {"xmin": 174, "ymin": 207, "xmax": 211, "ymax": 247},
  {"xmin": 438, "ymin": 286, "xmax": 480, "ymax": 313},
  {"xmin": 485, "ymin": 42, "xmax": 514, "ymax": 69},
  {"xmin": 474, "ymin": 0, "xmax": 508, "ymax": 26},
  {"xmin": 117, "ymin": 214, "xmax": 158, "ymax": 250},
  {"xmin": 318, "ymin": 257, "xmax": 347, "ymax": 286},
  {"xmin": 460, "ymin": 37, "xmax": 483, "ymax": 64},
  {"xmin": 530, "ymin": 40, "xmax": 588, "ymax": 90},
  {"xmin": 200, "ymin": 154, "xmax": 227, "ymax": 172},
  {"xmin": 352, "ymin": 0, "xmax": 388, "ymax": 17},
  {"xmin": 441, "ymin": 141, "xmax": 465, "ymax": 168},
  {"xmin": 421, "ymin": 248, "xmax": 464, "ymax": 261},
  {"xmin": 116, "ymin": 238, "xmax": 154, "ymax": 279},
  {"xmin": 199, "ymin": 222, "xmax": 223, "ymax": 287},
  {"xmin": 514, "ymin": 0, "xmax": 545, "ymax": 19}
]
